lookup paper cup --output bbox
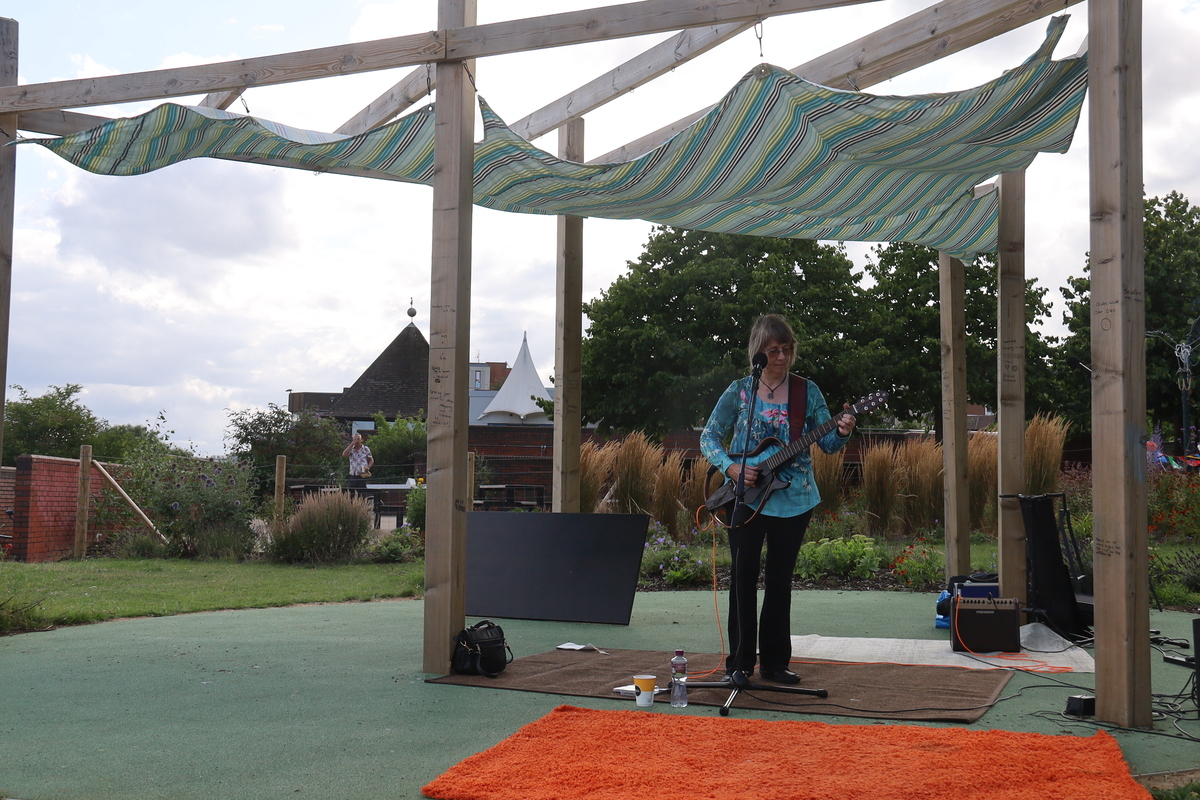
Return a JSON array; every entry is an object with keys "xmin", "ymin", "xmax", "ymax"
[{"xmin": 633, "ymin": 674, "xmax": 657, "ymax": 707}]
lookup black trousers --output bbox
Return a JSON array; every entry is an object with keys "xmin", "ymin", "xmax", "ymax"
[{"xmin": 726, "ymin": 505, "xmax": 813, "ymax": 675}]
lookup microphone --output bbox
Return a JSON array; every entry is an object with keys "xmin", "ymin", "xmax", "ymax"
[{"xmin": 751, "ymin": 352, "xmax": 768, "ymax": 378}]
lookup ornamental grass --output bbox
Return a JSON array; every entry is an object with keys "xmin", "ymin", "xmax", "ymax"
[
  {"xmin": 860, "ymin": 440, "xmax": 899, "ymax": 537},
  {"xmin": 1026, "ymin": 413, "xmax": 1070, "ymax": 495}
]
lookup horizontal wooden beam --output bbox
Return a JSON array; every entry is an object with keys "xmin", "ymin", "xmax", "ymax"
[
  {"xmin": 594, "ymin": 0, "xmax": 1084, "ymax": 162},
  {"xmin": 511, "ymin": 20, "xmax": 752, "ymax": 142},
  {"xmin": 0, "ymin": 0, "xmax": 874, "ymax": 115}
]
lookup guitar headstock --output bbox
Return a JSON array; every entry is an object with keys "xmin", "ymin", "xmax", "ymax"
[{"xmin": 849, "ymin": 391, "xmax": 888, "ymax": 416}]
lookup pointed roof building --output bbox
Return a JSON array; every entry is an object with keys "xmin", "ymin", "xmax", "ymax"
[
  {"xmin": 478, "ymin": 333, "xmax": 551, "ymax": 425},
  {"xmin": 329, "ymin": 306, "xmax": 429, "ymax": 422}
]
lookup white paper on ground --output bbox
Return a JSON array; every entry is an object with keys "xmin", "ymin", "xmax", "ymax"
[
  {"xmin": 790, "ymin": 623, "xmax": 1094, "ymax": 673},
  {"xmin": 556, "ymin": 642, "xmax": 609, "ymax": 654}
]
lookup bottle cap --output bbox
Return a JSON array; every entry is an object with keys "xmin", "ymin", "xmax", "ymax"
[{"xmin": 675, "ymin": 649, "xmax": 684, "ymax": 656}]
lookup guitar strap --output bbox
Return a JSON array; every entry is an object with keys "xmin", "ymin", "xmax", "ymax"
[{"xmin": 788, "ymin": 373, "xmax": 808, "ymax": 443}]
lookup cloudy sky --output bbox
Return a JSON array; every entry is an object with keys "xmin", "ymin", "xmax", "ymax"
[{"xmin": 8, "ymin": 1, "xmax": 1200, "ymax": 454}]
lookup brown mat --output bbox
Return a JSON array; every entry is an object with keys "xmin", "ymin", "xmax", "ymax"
[{"xmin": 428, "ymin": 648, "xmax": 1012, "ymax": 723}]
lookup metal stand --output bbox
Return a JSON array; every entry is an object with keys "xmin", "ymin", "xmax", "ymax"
[{"xmin": 689, "ymin": 670, "xmax": 828, "ymax": 717}]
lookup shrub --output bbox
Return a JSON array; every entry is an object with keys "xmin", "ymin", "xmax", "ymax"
[
  {"xmin": 1026, "ymin": 413, "xmax": 1069, "ymax": 494},
  {"xmin": 811, "ymin": 446, "xmax": 844, "ymax": 516},
  {"xmin": 406, "ymin": 484, "xmax": 426, "ymax": 532},
  {"xmin": 639, "ymin": 523, "xmax": 716, "ymax": 587},
  {"xmin": 1148, "ymin": 471, "xmax": 1200, "ymax": 541},
  {"xmin": 860, "ymin": 440, "xmax": 899, "ymax": 536},
  {"xmin": 579, "ymin": 440, "xmax": 616, "ymax": 513},
  {"xmin": 679, "ymin": 455, "xmax": 712, "ymax": 538},
  {"xmin": 890, "ymin": 538, "xmax": 945, "ymax": 590},
  {"xmin": 967, "ymin": 431, "xmax": 998, "ymax": 535},
  {"xmin": 1162, "ymin": 549, "xmax": 1200, "ymax": 593},
  {"xmin": 795, "ymin": 534, "xmax": 883, "ymax": 581},
  {"xmin": 895, "ymin": 438, "xmax": 942, "ymax": 536},
  {"xmin": 0, "ymin": 595, "xmax": 47, "ymax": 635},
  {"xmin": 372, "ymin": 526, "xmax": 425, "ymax": 563},
  {"xmin": 95, "ymin": 432, "xmax": 257, "ymax": 559},
  {"xmin": 611, "ymin": 432, "xmax": 659, "ymax": 515},
  {"xmin": 1058, "ymin": 462, "xmax": 1092, "ymax": 519},
  {"xmin": 269, "ymin": 490, "xmax": 373, "ymax": 563},
  {"xmin": 652, "ymin": 450, "xmax": 685, "ymax": 541}
]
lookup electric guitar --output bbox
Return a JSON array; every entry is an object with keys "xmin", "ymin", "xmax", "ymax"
[{"xmin": 703, "ymin": 390, "xmax": 888, "ymax": 517}]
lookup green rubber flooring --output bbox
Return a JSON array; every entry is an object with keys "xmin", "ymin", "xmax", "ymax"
[{"xmin": 1, "ymin": 590, "xmax": 1196, "ymax": 800}]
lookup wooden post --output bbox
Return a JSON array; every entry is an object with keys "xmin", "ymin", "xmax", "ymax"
[
  {"xmin": 0, "ymin": 18, "xmax": 17, "ymax": 469},
  {"xmin": 468, "ymin": 451, "xmax": 476, "ymax": 508},
  {"xmin": 424, "ymin": 0, "xmax": 477, "ymax": 674},
  {"xmin": 274, "ymin": 455, "xmax": 286, "ymax": 534},
  {"xmin": 553, "ymin": 117, "xmax": 584, "ymax": 513},
  {"xmin": 1088, "ymin": 0, "xmax": 1150, "ymax": 728},
  {"xmin": 997, "ymin": 171, "xmax": 1027, "ymax": 602},
  {"xmin": 74, "ymin": 445, "xmax": 92, "ymax": 559},
  {"xmin": 939, "ymin": 251, "xmax": 970, "ymax": 578}
]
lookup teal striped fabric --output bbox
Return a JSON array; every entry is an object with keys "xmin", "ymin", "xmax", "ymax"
[{"xmin": 19, "ymin": 16, "xmax": 1085, "ymax": 260}]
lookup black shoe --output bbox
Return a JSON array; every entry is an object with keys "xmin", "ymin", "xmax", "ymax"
[{"xmin": 762, "ymin": 669, "xmax": 801, "ymax": 684}]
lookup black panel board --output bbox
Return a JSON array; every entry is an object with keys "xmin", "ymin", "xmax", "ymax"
[{"xmin": 465, "ymin": 512, "xmax": 649, "ymax": 625}]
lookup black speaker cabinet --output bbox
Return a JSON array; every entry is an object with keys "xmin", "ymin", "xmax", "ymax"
[{"xmin": 951, "ymin": 596, "xmax": 1021, "ymax": 653}]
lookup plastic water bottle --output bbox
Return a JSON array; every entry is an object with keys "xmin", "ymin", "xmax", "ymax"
[{"xmin": 670, "ymin": 649, "xmax": 688, "ymax": 708}]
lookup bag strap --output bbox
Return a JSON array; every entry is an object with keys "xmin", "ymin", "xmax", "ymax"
[{"xmin": 788, "ymin": 374, "xmax": 808, "ymax": 443}]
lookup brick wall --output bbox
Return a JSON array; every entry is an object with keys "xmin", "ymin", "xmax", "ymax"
[{"xmin": 9, "ymin": 455, "xmax": 126, "ymax": 563}]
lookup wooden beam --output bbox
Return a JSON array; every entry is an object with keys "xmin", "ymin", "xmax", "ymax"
[
  {"xmin": 336, "ymin": 65, "xmax": 433, "ymax": 136},
  {"xmin": 198, "ymin": 88, "xmax": 245, "ymax": 110},
  {"xmin": 1088, "ymin": 0, "xmax": 1150, "ymax": 728},
  {"xmin": 74, "ymin": 445, "xmax": 92, "ymax": 559},
  {"xmin": 996, "ymin": 170, "xmax": 1026, "ymax": 602},
  {"xmin": 423, "ymin": 0, "xmax": 477, "ymax": 676},
  {"xmin": 939, "ymin": 251, "xmax": 970, "ymax": 579},
  {"xmin": 18, "ymin": 108, "xmax": 109, "ymax": 136},
  {"xmin": 553, "ymin": 119, "xmax": 585, "ymax": 513},
  {"xmin": 0, "ymin": 17, "xmax": 15, "ymax": 470},
  {"xmin": 0, "ymin": 0, "xmax": 873, "ymax": 115},
  {"xmin": 595, "ymin": 0, "xmax": 1083, "ymax": 162},
  {"xmin": 510, "ymin": 21, "xmax": 751, "ymax": 142}
]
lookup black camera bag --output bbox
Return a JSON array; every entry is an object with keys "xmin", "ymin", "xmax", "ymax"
[{"xmin": 451, "ymin": 620, "xmax": 513, "ymax": 678}]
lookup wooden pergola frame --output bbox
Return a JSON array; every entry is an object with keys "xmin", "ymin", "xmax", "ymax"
[{"xmin": 0, "ymin": 0, "xmax": 1149, "ymax": 727}]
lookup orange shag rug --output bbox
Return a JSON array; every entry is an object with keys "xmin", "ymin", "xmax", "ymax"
[{"xmin": 422, "ymin": 705, "xmax": 1150, "ymax": 800}]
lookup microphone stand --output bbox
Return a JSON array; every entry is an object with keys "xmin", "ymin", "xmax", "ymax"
[{"xmin": 688, "ymin": 359, "xmax": 828, "ymax": 715}]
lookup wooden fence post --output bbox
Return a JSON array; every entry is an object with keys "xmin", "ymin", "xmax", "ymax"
[
  {"xmin": 274, "ymin": 455, "xmax": 286, "ymax": 534},
  {"xmin": 74, "ymin": 445, "xmax": 92, "ymax": 559}
]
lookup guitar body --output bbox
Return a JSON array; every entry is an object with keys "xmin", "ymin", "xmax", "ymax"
[
  {"xmin": 701, "ymin": 389, "xmax": 889, "ymax": 520},
  {"xmin": 703, "ymin": 437, "xmax": 791, "ymax": 515}
]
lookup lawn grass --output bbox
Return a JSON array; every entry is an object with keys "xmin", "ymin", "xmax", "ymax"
[{"xmin": 0, "ymin": 558, "xmax": 424, "ymax": 631}]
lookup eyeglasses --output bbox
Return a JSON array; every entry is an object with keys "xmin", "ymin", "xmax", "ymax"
[{"xmin": 764, "ymin": 345, "xmax": 793, "ymax": 359}]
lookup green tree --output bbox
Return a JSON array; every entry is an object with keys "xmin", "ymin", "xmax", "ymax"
[
  {"xmin": 859, "ymin": 243, "xmax": 1058, "ymax": 433},
  {"xmin": 3, "ymin": 384, "xmax": 104, "ymax": 466},
  {"xmin": 366, "ymin": 413, "xmax": 427, "ymax": 481},
  {"xmin": 1058, "ymin": 191, "xmax": 1200, "ymax": 439},
  {"xmin": 224, "ymin": 405, "xmax": 346, "ymax": 496},
  {"xmin": 92, "ymin": 423, "xmax": 161, "ymax": 462},
  {"xmin": 581, "ymin": 227, "xmax": 879, "ymax": 437}
]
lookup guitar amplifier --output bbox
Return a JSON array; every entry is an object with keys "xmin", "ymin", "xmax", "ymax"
[{"xmin": 951, "ymin": 596, "xmax": 1021, "ymax": 653}]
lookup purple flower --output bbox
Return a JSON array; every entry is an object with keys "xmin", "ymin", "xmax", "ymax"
[{"xmin": 170, "ymin": 501, "xmax": 181, "ymax": 512}]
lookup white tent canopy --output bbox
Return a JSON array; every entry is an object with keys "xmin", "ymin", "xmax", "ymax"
[{"xmin": 480, "ymin": 333, "xmax": 551, "ymax": 423}]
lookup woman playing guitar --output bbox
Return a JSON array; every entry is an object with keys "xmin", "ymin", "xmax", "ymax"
[{"xmin": 699, "ymin": 313, "xmax": 855, "ymax": 684}]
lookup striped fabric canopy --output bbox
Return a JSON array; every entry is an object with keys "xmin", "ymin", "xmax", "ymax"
[{"xmin": 19, "ymin": 17, "xmax": 1086, "ymax": 260}]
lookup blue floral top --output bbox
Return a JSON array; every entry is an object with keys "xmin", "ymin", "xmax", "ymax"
[{"xmin": 700, "ymin": 375, "xmax": 848, "ymax": 518}]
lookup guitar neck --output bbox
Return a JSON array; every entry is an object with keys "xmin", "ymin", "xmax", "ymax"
[{"xmin": 758, "ymin": 415, "xmax": 843, "ymax": 475}]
